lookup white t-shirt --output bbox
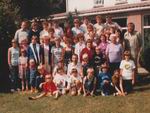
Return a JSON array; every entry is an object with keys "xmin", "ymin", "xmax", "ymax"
[
  {"xmin": 120, "ymin": 60, "xmax": 135, "ymax": 80},
  {"xmin": 53, "ymin": 73, "xmax": 69, "ymax": 89}
]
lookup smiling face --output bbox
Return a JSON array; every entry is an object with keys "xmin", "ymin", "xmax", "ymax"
[{"xmin": 127, "ymin": 23, "xmax": 135, "ymax": 33}]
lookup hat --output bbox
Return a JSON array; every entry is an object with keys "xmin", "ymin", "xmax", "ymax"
[{"xmin": 124, "ymin": 51, "xmax": 131, "ymax": 56}]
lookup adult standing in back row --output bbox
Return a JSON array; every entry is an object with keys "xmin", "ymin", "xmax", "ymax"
[{"xmin": 124, "ymin": 22, "xmax": 143, "ymax": 67}]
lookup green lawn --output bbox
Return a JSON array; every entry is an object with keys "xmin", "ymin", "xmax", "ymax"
[{"xmin": 0, "ymin": 80, "xmax": 150, "ymax": 113}]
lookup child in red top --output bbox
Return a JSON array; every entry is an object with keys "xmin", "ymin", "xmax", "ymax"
[{"xmin": 29, "ymin": 75, "xmax": 59, "ymax": 100}]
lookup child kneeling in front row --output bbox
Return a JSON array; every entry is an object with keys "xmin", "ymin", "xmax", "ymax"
[
  {"xmin": 112, "ymin": 69, "xmax": 125, "ymax": 96},
  {"xmin": 69, "ymin": 68, "xmax": 82, "ymax": 96},
  {"xmin": 83, "ymin": 67, "xmax": 97, "ymax": 96},
  {"xmin": 29, "ymin": 74, "xmax": 59, "ymax": 100},
  {"xmin": 98, "ymin": 64, "xmax": 111, "ymax": 96}
]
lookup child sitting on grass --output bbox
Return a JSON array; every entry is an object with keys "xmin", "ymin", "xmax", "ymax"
[
  {"xmin": 69, "ymin": 68, "xmax": 82, "ymax": 96},
  {"xmin": 112, "ymin": 69, "xmax": 125, "ymax": 96},
  {"xmin": 28, "ymin": 74, "xmax": 59, "ymax": 100},
  {"xmin": 35, "ymin": 65, "xmax": 48, "ymax": 92},
  {"xmin": 98, "ymin": 64, "xmax": 111, "ymax": 96},
  {"xmin": 83, "ymin": 67, "xmax": 97, "ymax": 96},
  {"xmin": 53, "ymin": 67, "xmax": 70, "ymax": 95}
]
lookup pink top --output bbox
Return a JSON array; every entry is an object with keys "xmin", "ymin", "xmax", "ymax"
[{"xmin": 98, "ymin": 42, "xmax": 108, "ymax": 55}]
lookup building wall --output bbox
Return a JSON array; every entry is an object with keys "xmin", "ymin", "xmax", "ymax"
[
  {"xmin": 127, "ymin": 14, "xmax": 142, "ymax": 32},
  {"xmin": 67, "ymin": 0, "xmax": 94, "ymax": 12},
  {"xmin": 67, "ymin": 0, "xmax": 145, "ymax": 12}
]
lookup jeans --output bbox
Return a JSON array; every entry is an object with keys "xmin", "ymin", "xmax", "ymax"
[
  {"xmin": 123, "ymin": 80, "xmax": 133, "ymax": 93},
  {"xmin": 30, "ymin": 77, "xmax": 36, "ymax": 88},
  {"xmin": 101, "ymin": 82, "xmax": 111, "ymax": 95},
  {"xmin": 36, "ymin": 76, "xmax": 44, "ymax": 90},
  {"xmin": 9, "ymin": 65, "xmax": 19, "ymax": 90}
]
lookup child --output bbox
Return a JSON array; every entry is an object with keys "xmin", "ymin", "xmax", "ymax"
[
  {"xmin": 36, "ymin": 65, "xmax": 48, "ymax": 91},
  {"xmin": 92, "ymin": 46, "xmax": 105, "ymax": 75},
  {"xmin": 28, "ymin": 75, "xmax": 59, "ymax": 100},
  {"xmin": 69, "ymin": 68, "xmax": 82, "ymax": 96},
  {"xmin": 53, "ymin": 67, "xmax": 69, "ymax": 95},
  {"xmin": 29, "ymin": 59, "xmax": 37, "ymax": 93},
  {"xmin": 18, "ymin": 49, "xmax": 28, "ymax": 91},
  {"xmin": 119, "ymin": 51, "xmax": 136, "ymax": 94},
  {"xmin": 112, "ymin": 69, "xmax": 125, "ymax": 96},
  {"xmin": 98, "ymin": 64, "xmax": 111, "ymax": 96},
  {"xmin": 83, "ymin": 68, "xmax": 96, "ymax": 96}
]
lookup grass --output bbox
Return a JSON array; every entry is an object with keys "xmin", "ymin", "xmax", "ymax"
[{"xmin": 0, "ymin": 78, "xmax": 150, "ymax": 113}]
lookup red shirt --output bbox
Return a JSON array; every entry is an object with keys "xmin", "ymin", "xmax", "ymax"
[{"xmin": 43, "ymin": 81, "xmax": 57, "ymax": 93}]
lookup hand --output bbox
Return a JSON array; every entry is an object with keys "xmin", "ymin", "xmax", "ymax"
[
  {"xmin": 39, "ymin": 83, "xmax": 44, "ymax": 88},
  {"xmin": 132, "ymin": 79, "xmax": 135, "ymax": 85}
]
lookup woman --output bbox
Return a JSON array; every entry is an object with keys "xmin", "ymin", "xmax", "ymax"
[
  {"xmin": 8, "ymin": 39, "xmax": 20, "ymax": 92},
  {"xmin": 106, "ymin": 34, "xmax": 123, "ymax": 75}
]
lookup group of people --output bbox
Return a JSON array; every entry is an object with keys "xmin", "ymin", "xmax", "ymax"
[{"xmin": 8, "ymin": 15, "xmax": 143, "ymax": 99}]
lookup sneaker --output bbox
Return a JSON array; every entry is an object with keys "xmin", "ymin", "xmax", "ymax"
[
  {"xmin": 28, "ymin": 97, "xmax": 35, "ymax": 100},
  {"xmin": 10, "ymin": 89, "xmax": 15, "ymax": 93},
  {"xmin": 101, "ymin": 92, "xmax": 105, "ymax": 96}
]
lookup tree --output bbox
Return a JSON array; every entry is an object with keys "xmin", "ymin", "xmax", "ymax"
[{"xmin": 0, "ymin": 0, "xmax": 21, "ymax": 43}]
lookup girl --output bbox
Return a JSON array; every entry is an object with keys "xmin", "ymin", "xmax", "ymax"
[
  {"xmin": 112, "ymin": 69, "xmax": 125, "ymax": 96},
  {"xmin": 53, "ymin": 67, "xmax": 69, "ymax": 95},
  {"xmin": 67, "ymin": 54, "xmax": 81, "ymax": 76},
  {"xmin": 119, "ymin": 51, "xmax": 136, "ymax": 95},
  {"xmin": 74, "ymin": 33, "xmax": 85, "ymax": 62},
  {"xmin": 18, "ymin": 49, "xmax": 28, "ymax": 91},
  {"xmin": 83, "ymin": 68, "xmax": 96, "ymax": 96},
  {"xmin": 51, "ymin": 38, "xmax": 63, "ymax": 68},
  {"xmin": 8, "ymin": 39, "xmax": 20, "ymax": 92},
  {"xmin": 69, "ymin": 68, "xmax": 82, "ymax": 96},
  {"xmin": 63, "ymin": 39, "xmax": 74, "ymax": 67},
  {"xmin": 98, "ymin": 34, "xmax": 108, "ymax": 57},
  {"xmin": 29, "ymin": 75, "xmax": 59, "ymax": 100}
]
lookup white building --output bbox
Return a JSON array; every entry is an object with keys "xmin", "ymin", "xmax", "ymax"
[{"xmin": 51, "ymin": 0, "xmax": 150, "ymax": 48}]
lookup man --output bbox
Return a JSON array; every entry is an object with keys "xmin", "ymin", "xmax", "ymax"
[
  {"xmin": 124, "ymin": 22, "xmax": 143, "ymax": 67},
  {"xmin": 14, "ymin": 20, "xmax": 29, "ymax": 45},
  {"xmin": 94, "ymin": 15, "xmax": 105, "ymax": 36},
  {"xmin": 28, "ymin": 36, "xmax": 43, "ymax": 66},
  {"xmin": 105, "ymin": 16, "xmax": 122, "ymax": 31}
]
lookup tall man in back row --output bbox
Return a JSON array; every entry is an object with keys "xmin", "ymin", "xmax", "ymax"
[{"xmin": 124, "ymin": 22, "xmax": 143, "ymax": 74}]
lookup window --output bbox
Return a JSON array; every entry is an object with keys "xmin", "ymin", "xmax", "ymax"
[
  {"xmin": 115, "ymin": 0, "xmax": 127, "ymax": 4},
  {"xmin": 113, "ymin": 17, "xmax": 127, "ymax": 34},
  {"xmin": 143, "ymin": 15, "xmax": 150, "ymax": 48},
  {"xmin": 94, "ymin": 0, "xmax": 104, "ymax": 6}
]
